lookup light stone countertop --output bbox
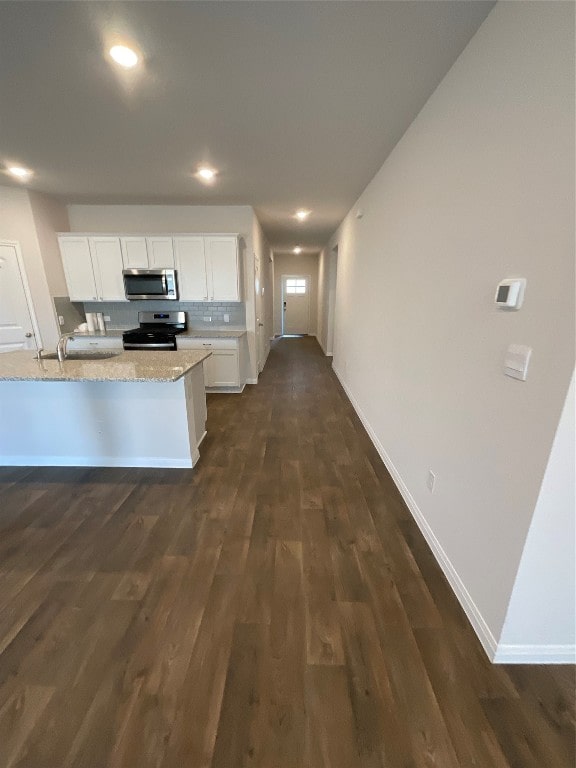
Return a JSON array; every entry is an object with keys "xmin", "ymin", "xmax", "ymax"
[
  {"xmin": 181, "ymin": 329, "xmax": 247, "ymax": 338},
  {"xmin": 0, "ymin": 350, "xmax": 211, "ymax": 383},
  {"xmin": 71, "ymin": 329, "xmax": 247, "ymax": 339}
]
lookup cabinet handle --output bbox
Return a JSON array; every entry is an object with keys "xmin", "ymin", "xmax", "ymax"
[{"xmin": 25, "ymin": 332, "xmax": 33, "ymax": 338}]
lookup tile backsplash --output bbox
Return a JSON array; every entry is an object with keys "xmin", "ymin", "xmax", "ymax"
[{"xmin": 82, "ymin": 301, "xmax": 246, "ymax": 330}]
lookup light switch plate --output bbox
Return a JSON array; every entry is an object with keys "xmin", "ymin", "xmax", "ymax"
[{"xmin": 504, "ymin": 344, "xmax": 532, "ymax": 381}]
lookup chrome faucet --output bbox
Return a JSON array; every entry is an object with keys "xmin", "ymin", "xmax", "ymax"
[{"xmin": 56, "ymin": 334, "xmax": 74, "ymax": 362}]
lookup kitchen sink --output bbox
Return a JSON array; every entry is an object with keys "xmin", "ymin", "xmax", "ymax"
[{"xmin": 39, "ymin": 352, "xmax": 121, "ymax": 361}]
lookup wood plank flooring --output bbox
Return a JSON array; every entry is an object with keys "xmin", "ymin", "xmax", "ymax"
[{"xmin": 0, "ymin": 336, "xmax": 574, "ymax": 767}]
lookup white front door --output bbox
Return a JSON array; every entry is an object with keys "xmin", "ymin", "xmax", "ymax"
[
  {"xmin": 0, "ymin": 242, "xmax": 39, "ymax": 353},
  {"xmin": 282, "ymin": 275, "xmax": 310, "ymax": 335}
]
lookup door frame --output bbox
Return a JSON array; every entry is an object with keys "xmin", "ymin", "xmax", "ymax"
[
  {"xmin": 0, "ymin": 239, "xmax": 42, "ymax": 349},
  {"xmin": 326, "ymin": 246, "xmax": 338, "ymax": 356},
  {"xmin": 254, "ymin": 253, "xmax": 265, "ymax": 373},
  {"xmin": 281, "ymin": 273, "xmax": 311, "ymax": 336}
]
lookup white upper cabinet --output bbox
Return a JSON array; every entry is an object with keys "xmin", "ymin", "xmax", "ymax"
[
  {"xmin": 206, "ymin": 236, "xmax": 240, "ymax": 301},
  {"xmin": 121, "ymin": 236, "xmax": 174, "ymax": 269},
  {"xmin": 59, "ymin": 233, "xmax": 239, "ymax": 303},
  {"xmin": 147, "ymin": 237, "xmax": 175, "ymax": 268},
  {"xmin": 58, "ymin": 236, "xmax": 98, "ymax": 301},
  {"xmin": 89, "ymin": 237, "xmax": 126, "ymax": 301},
  {"xmin": 120, "ymin": 237, "xmax": 149, "ymax": 269},
  {"xmin": 174, "ymin": 236, "xmax": 208, "ymax": 301},
  {"xmin": 59, "ymin": 235, "xmax": 125, "ymax": 301}
]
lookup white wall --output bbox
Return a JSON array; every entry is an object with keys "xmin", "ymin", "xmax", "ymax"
[
  {"xmin": 28, "ymin": 191, "xmax": 70, "ymax": 297},
  {"xmin": 497, "ymin": 371, "xmax": 575, "ymax": 662},
  {"xmin": 273, "ymin": 252, "xmax": 319, "ymax": 337},
  {"xmin": 322, "ymin": 1, "xmax": 575, "ymax": 658},
  {"xmin": 0, "ymin": 186, "xmax": 61, "ymax": 349},
  {"xmin": 68, "ymin": 204, "xmax": 259, "ymax": 380}
]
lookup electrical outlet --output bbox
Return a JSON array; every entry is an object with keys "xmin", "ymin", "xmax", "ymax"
[
  {"xmin": 104, "ymin": 315, "xmax": 111, "ymax": 322},
  {"xmin": 58, "ymin": 315, "xmax": 65, "ymax": 326},
  {"xmin": 427, "ymin": 470, "xmax": 436, "ymax": 493},
  {"xmin": 223, "ymin": 314, "xmax": 230, "ymax": 323},
  {"xmin": 203, "ymin": 316, "xmax": 212, "ymax": 322}
]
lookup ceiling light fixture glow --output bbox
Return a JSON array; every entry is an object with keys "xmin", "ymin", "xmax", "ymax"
[
  {"xmin": 109, "ymin": 45, "xmax": 139, "ymax": 69},
  {"xmin": 197, "ymin": 167, "xmax": 217, "ymax": 182},
  {"xmin": 8, "ymin": 166, "xmax": 32, "ymax": 180},
  {"xmin": 295, "ymin": 209, "xmax": 310, "ymax": 221},
  {"xmin": 293, "ymin": 246, "xmax": 302, "ymax": 254}
]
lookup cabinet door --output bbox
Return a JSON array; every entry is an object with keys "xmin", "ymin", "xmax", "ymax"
[
  {"xmin": 89, "ymin": 237, "xmax": 126, "ymax": 301},
  {"xmin": 120, "ymin": 237, "xmax": 149, "ymax": 268},
  {"xmin": 211, "ymin": 350, "xmax": 239, "ymax": 386},
  {"xmin": 206, "ymin": 236, "xmax": 240, "ymax": 301},
  {"xmin": 58, "ymin": 236, "xmax": 98, "ymax": 301},
  {"xmin": 174, "ymin": 237, "xmax": 208, "ymax": 301},
  {"xmin": 147, "ymin": 237, "xmax": 175, "ymax": 268}
]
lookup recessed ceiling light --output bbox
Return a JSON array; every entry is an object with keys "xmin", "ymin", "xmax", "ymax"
[
  {"xmin": 196, "ymin": 167, "xmax": 217, "ymax": 182},
  {"xmin": 295, "ymin": 209, "xmax": 310, "ymax": 221},
  {"xmin": 7, "ymin": 166, "xmax": 32, "ymax": 180},
  {"xmin": 293, "ymin": 246, "xmax": 302, "ymax": 254},
  {"xmin": 109, "ymin": 45, "xmax": 139, "ymax": 69}
]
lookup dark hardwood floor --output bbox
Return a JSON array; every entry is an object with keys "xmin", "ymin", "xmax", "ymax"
[{"xmin": 0, "ymin": 336, "xmax": 573, "ymax": 767}]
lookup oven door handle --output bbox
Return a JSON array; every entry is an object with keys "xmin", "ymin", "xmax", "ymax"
[{"xmin": 123, "ymin": 342, "xmax": 176, "ymax": 350}]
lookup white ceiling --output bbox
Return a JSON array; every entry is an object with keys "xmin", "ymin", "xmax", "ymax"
[{"xmin": 0, "ymin": 1, "xmax": 494, "ymax": 251}]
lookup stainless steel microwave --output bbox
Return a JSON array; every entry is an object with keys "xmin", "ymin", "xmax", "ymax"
[{"xmin": 123, "ymin": 269, "xmax": 178, "ymax": 301}]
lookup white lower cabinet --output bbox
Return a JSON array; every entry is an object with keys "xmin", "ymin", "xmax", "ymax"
[
  {"xmin": 67, "ymin": 335, "xmax": 124, "ymax": 352},
  {"xmin": 177, "ymin": 338, "xmax": 241, "ymax": 389}
]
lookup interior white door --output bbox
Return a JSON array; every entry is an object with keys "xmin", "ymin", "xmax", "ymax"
[
  {"xmin": 282, "ymin": 275, "xmax": 310, "ymax": 335},
  {"xmin": 0, "ymin": 243, "xmax": 38, "ymax": 353}
]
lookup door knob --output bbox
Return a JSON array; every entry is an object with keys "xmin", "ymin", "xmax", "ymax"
[{"xmin": 25, "ymin": 332, "xmax": 33, "ymax": 338}]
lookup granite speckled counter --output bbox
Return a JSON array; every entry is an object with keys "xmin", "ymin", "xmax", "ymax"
[
  {"xmin": 69, "ymin": 328, "xmax": 247, "ymax": 340},
  {"xmin": 0, "ymin": 350, "xmax": 211, "ymax": 468},
  {"xmin": 181, "ymin": 329, "xmax": 247, "ymax": 339},
  {"xmin": 0, "ymin": 349, "xmax": 211, "ymax": 383}
]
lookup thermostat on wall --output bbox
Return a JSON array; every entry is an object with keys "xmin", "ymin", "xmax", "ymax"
[{"xmin": 495, "ymin": 278, "xmax": 526, "ymax": 310}]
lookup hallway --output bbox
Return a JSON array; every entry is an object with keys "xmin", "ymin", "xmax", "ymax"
[{"xmin": 0, "ymin": 337, "xmax": 573, "ymax": 767}]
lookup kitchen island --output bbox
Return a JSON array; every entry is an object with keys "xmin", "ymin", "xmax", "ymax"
[{"xmin": 0, "ymin": 349, "xmax": 211, "ymax": 468}]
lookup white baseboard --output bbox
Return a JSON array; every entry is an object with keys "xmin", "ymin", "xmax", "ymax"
[
  {"xmin": 332, "ymin": 364, "xmax": 576, "ymax": 664},
  {"xmin": 206, "ymin": 383, "xmax": 246, "ymax": 393},
  {"xmin": 331, "ymin": 365, "xmax": 501, "ymax": 660},
  {"xmin": 1, "ymin": 455, "xmax": 194, "ymax": 469},
  {"xmin": 246, "ymin": 378, "xmax": 258, "ymax": 385},
  {"xmin": 493, "ymin": 644, "xmax": 576, "ymax": 664}
]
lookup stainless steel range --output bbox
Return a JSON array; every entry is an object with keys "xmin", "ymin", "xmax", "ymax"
[{"xmin": 122, "ymin": 311, "xmax": 187, "ymax": 351}]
